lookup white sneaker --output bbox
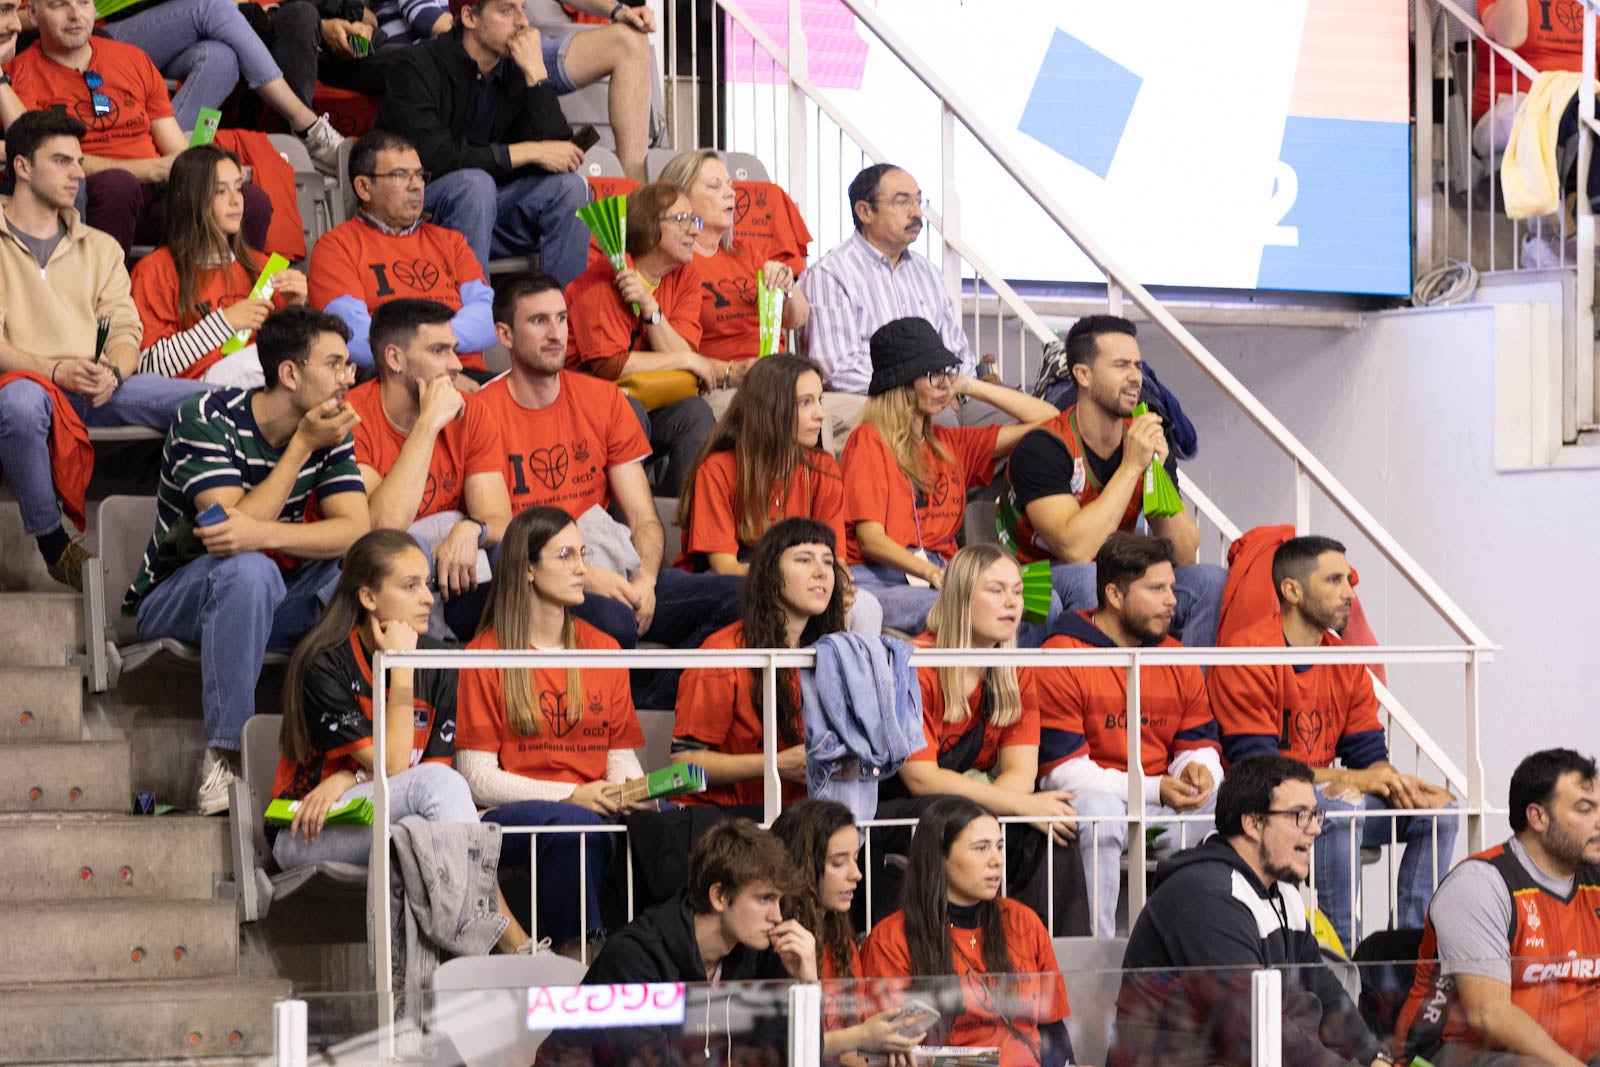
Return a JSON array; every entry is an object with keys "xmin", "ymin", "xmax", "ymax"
[
  {"xmin": 299, "ymin": 113, "xmax": 344, "ymax": 177},
  {"xmin": 196, "ymin": 747, "xmax": 237, "ymax": 816}
]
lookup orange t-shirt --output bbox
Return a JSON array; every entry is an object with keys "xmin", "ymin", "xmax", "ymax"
[
  {"xmin": 672, "ymin": 621, "xmax": 805, "ymax": 809},
  {"xmin": 690, "ymin": 239, "xmax": 793, "ymax": 361},
  {"xmin": 842, "ymin": 422, "xmax": 1000, "ymax": 566},
  {"xmin": 344, "ymin": 379, "xmax": 503, "ymax": 521},
  {"xmin": 905, "ymin": 639, "xmax": 1040, "ymax": 776},
  {"xmin": 733, "ymin": 181, "xmax": 812, "ymax": 273},
  {"xmin": 6, "ymin": 39, "xmax": 171, "ymax": 159},
  {"xmin": 472, "ymin": 370, "xmax": 651, "ymax": 518},
  {"xmin": 454, "ymin": 620, "xmax": 644, "ymax": 784},
  {"xmin": 676, "ymin": 448, "xmax": 844, "ymax": 570},
  {"xmin": 129, "ymin": 249, "xmax": 267, "ymax": 379},
  {"xmin": 307, "ymin": 218, "xmax": 490, "ymax": 372},
  {"xmin": 564, "ymin": 255, "xmax": 705, "ymax": 379},
  {"xmin": 1474, "ymin": 0, "xmax": 1597, "ymax": 118}
]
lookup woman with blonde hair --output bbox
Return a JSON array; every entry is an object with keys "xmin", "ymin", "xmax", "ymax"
[
  {"xmin": 869, "ymin": 544, "xmax": 1090, "ymax": 934},
  {"xmin": 455, "ymin": 506, "xmax": 647, "ymax": 954},
  {"xmin": 842, "ymin": 317, "xmax": 1057, "ymax": 634}
]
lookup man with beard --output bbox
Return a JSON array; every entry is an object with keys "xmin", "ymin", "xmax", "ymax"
[
  {"xmin": 1208, "ymin": 535, "xmax": 1457, "ymax": 948},
  {"xmin": 996, "ymin": 314, "xmax": 1226, "ymax": 646},
  {"xmin": 1397, "ymin": 748, "xmax": 1600, "ymax": 1067},
  {"xmin": 1035, "ymin": 532, "xmax": 1224, "ymax": 937},
  {"xmin": 125, "ymin": 307, "xmax": 369, "ymax": 814},
  {"xmin": 1112, "ymin": 755, "xmax": 1386, "ymax": 1067}
]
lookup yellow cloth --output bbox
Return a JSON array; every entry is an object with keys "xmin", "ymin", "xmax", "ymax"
[{"xmin": 1501, "ymin": 71, "xmax": 1592, "ymax": 219}]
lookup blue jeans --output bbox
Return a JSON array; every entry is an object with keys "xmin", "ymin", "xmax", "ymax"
[
  {"xmin": 422, "ymin": 167, "xmax": 589, "ymax": 283},
  {"xmin": 104, "ymin": 0, "xmax": 286, "ymax": 129},
  {"xmin": 1052, "ymin": 561, "xmax": 1227, "ymax": 648},
  {"xmin": 484, "ymin": 799, "xmax": 610, "ymax": 947},
  {"xmin": 850, "ymin": 561, "xmax": 939, "ymax": 635},
  {"xmin": 0, "ymin": 374, "xmax": 207, "ymax": 537},
  {"xmin": 136, "ymin": 554, "xmax": 340, "ymax": 751},
  {"xmin": 1313, "ymin": 787, "xmax": 1459, "ymax": 948},
  {"xmin": 270, "ymin": 762, "xmax": 479, "ymax": 869}
]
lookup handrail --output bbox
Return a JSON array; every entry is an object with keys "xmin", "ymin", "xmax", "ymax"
[{"xmin": 754, "ymin": 0, "xmax": 1493, "ymax": 650}]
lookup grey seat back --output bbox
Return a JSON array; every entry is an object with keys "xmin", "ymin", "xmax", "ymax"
[{"xmin": 1053, "ymin": 935, "xmax": 1127, "ymax": 1067}]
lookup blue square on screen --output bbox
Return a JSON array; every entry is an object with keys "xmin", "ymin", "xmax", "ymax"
[{"xmin": 1018, "ymin": 29, "xmax": 1142, "ymax": 180}]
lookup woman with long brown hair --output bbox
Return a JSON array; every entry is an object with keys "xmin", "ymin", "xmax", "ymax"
[
  {"xmin": 454, "ymin": 506, "xmax": 647, "ymax": 955},
  {"xmin": 130, "ymin": 144, "xmax": 304, "ymax": 386}
]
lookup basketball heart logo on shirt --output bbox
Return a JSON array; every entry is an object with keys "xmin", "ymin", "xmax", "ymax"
[
  {"xmin": 72, "ymin": 97, "xmax": 122, "ymax": 132},
  {"xmin": 392, "ymin": 259, "xmax": 441, "ymax": 291},
  {"xmin": 540, "ymin": 691, "xmax": 576, "ymax": 738},
  {"xmin": 1293, "ymin": 708, "xmax": 1323, "ymax": 753},
  {"xmin": 419, "ymin": 473, "xmax": 438, "ymax": 515},
  {"xmin": 734, "ymin": 187, "xmax": 752, "ymax": 226},
  {"xmin": 928, "ymin": 472, "xmax": 953, "ymax": 508},
  {"xmin": 528, "ymin": 446, "xmax": 569, "ymax": 490},
  {"xmin": 1552, "ymin": 0, "xmax": 1583, "ymax": 34}
]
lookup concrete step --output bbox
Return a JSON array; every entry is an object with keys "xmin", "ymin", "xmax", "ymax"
[
  {"xmin": 0, "ymin": 899, "xmax": 237, "ymax": 984},
  {"xmin": 0, "ymin": 814, "xmax": 229, "ymax": 901},
  {"xmin": 0, "ymin": 976, "xmax": 290, "ymax": 1064},
  {"xmin": 0, "ymin": 740, "xmax": 130, "ymax": 813},
  {"xmin": 0, "ymin": 592, "xmax": 81, "ymax": 665},
  {"xmin": 0, "ymin": 667, "xmax": 82, "ymax": 742}
]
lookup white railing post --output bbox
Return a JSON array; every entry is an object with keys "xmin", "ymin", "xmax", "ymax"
[
  {"xmin": 1580, "ymin": 5, "xmax": 1598, "ymax": 436},
  {"xmin": 371, "ymin": 648, "xmax": 394, "ymax": 1060},
  {"xmin": 787, "ymin": 983, "xmax": 823, "ymax": 1067},
  {"xmin": 1125, "ymin": 649, "xmax": 1146, "ymax": 924},
  {"xmin": 273, "ymin": 999, "xmax": 307, "ymax": 1067},
  {"xmin": 939, "ymin": 102, "xmax": 961, "ymax": 309},
  {"xmin": 763, "ymin": 651, "xmax": 781, "ymax": 824},
  {"xmin": 1415, "ymin": 0, "xmax": 1436, "ymax": 280},
  {"xmin": 1293, "ymin": 461, "xmax": 1311, "ymax": 536},
  {"xmin": 1465, "ymin": 647, "xmax": 1486, "ymax": 853},
  {"xmin": 1250, "ymin": 968, "xmax": 1282, "ymax": 1067},
  {"xmin": 786, "ymin": 0, "xmax": 807, "ymax": 208}
]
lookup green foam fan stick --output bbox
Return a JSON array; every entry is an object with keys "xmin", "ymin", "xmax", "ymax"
[
  {"xmin": 264, "ymin": 794, "xmax": 374, "ymax": 827},
  {"xmin": 189, "ymin": 107, "xmax": 222, "ymax": 147},
  {"xmin": 576, "ymin": 195, "xmax": 634, "ymax": 312},
  {"xmin": 757, "ymin": 275, "xmax": 785, "ymax": 356},
  {"xmin": 219, "ymin": 253, "xmax": 291, "ymax": 356},
  {"xmin": 1131, "ymin": 402, "xmax": 1184, "ymax": 517},
  {"xmin": 1020, "ymin": 559, "xmax": 1053, "ymax": 623}
]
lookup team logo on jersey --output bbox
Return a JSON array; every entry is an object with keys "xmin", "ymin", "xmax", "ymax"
[
  {"xmin": 528, "ymin": 445, "xmax": 569, "ymax": 490},
  {"xmin": 927, "ymin": 472, "xmax": 952, "ymax": 508},
  {"xmin": 573, "ymin": 437, "xmax": 591, "ymax": 465},
  {"xmin": 540, "ymin": 691, "xmax": 576, "ymax": 738},
  {"xmin": 589, "ymin": 690, "xmax": 605, "ymax": 719},
  {"xmin": 1293, "ymin": 708, "xmax": 1324, "ymax": 753},
  {"xmin": 1521, "ymin": 897, "xmax": 1542, "ymax": 930},
  {"xmin": 1070, "ymin": 457, "xmax": 1086, "ymax": 495},
  {"xmin": 1549, "ymin": 0, "xmax": 1583, "ymax": 34},
  {"xmin": 438, "ymin": 717, "xmax": 455, "ymax": 745},
  {"xmin": 413, "ymin": 705, "xmax": 429, "ymax": 730},
  {"xmin": 392, "ymin": 259, "xmax": 441, "ymax": 291}
]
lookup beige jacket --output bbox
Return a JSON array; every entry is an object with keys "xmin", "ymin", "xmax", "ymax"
[{"xmin": 0, "ymin": 198, "xmax": 142, "ymax": 362}]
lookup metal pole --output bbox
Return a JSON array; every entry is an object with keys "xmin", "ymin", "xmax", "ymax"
[
  {"xmin": 1125, "ymin": 649, "xmax": 1146, "ymax": 923},
  {"xmin": 1250, "ymin": 969, "xmax": 1282, "ymax": 1067},
  {"xmin": 370, "ymin": 650, "xmax": 394, "ymax": 1058},
  {"xmin": 763, "ymin": 652, "xmax": 781, "ymax": 824},
  {"xmin": 1415, "ymin": 0, "xmax": 1436, "ymax": 279},
  {"xmin": 273, "ymin": 999, "xmax": 307, "ymax": 1067}
]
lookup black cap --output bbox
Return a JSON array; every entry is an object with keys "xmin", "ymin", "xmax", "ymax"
[{"xmin": 867, "ymin": 317, "xmax": 957, "ymax": 396}]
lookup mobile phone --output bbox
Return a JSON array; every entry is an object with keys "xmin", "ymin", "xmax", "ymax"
[
  {"xmin": 572, "ymin": 125, "xmax": 601, "ymax": 152},
  {"xmin": 196, "ymin": 503, "xmax": 227, "ymax": 527},
  {"xmin": 892, "ymin": 998, "xmax": 939, "ymax": 1038}
]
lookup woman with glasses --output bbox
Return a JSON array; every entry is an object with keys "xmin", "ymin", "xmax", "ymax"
[
  {"xmin": 130, "ymin": 144, "xmax": 306, "ymax": 387},
  {"xmin": 842, "ymin": 316, "xmax": 1058, "ymax": 634},
  {"xmin": 658, "ymin": 149, "xmax": 810, "ymax": 373},
  {"xmin": 860, "ymin": 795, "xmax": 1074, "ymax": 1067},
  {"xmin": 564, "ymin": 180, "xmax": 731, "ymax": 495},
  {"xmin": 671, "ymin": 517, "xmax": 849, "ymax": 812},
  {"xmin": 455, "ymin": 506, "xmax": 648, "ymax": 956},
  {"xmin": 271, "ymin": 529, "xmax": 528, "ymax": 952}
]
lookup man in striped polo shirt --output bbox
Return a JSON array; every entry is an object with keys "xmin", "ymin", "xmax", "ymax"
[{"xmin": 123, "ymin": 307, "xmax": 371, "ymax": 814}]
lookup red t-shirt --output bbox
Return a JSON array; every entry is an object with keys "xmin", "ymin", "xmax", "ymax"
[
  {"xmin": 842, "ymin": 422, "xmax": 1000, "ymax": 565},
  {"xmin": 672, "ymin": 621, "xmax": 805, "ymax": 809},
  {"xmin": 676, "ymin": 448, "xmax": 844, "ymax": 570},
  {"xmin": 733, "ymin": 180, "xmax": 812, "ymax": 273},
  {"xmin": 6, "ymin": 39, "xmax": 172, "ymax": 159},
  {"xmin": 1474, "ymin": 0, "xmax": 1597, "ymax": 118},
  {"xmin": 472, "ymin": 371, "xmax": 651, "ymax": 518},
  {"xmin": 906, "ymin": 638, "xmax": 1040, "ymax": 776},
  {"xmin": 454, "ymin": 620, "xmax": 644, "ymax": 784},
  {"xmin": 564, "ymin": 255, "xmax": 705, "ymax": 379},
  {"xmin": 690, "ymin": 239, "xmax": 793, "ymax": 361},
  {"xmin": 129, "ymin": 249, "xmax": 266, "ymax": 379},
  {"xmin": 344, "ymin": 379, "xmax": 504, "ymax": 521},
  {"xmin": 307, "ymin": 218, "xmax": 490, "ymax": 371},
  {"xmin": 859, "ymin": 898, "xmax": 1069, "ymax": 1067}
]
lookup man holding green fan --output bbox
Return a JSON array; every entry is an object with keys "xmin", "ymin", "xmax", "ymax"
[{"xmin": 997, "ymin": 314, "xmax": 1226, "ymax": 648}]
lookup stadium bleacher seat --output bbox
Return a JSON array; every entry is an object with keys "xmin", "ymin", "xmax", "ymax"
[
  {"xmin": 636, "ymin": 708, "xmax": 674, "ymax": 770},
  {"xmin": 1054, "ymin": 935, "xmax": 1127, "ymax": 1067},
  {"xmin": 267, "ymin": 132, "xmax": 337, "ymax": 258},
  {"xmin": 642, "ymin": 148, "xmax": 769, "ymax": 184},
  {"xmin": 653, "ymin": 495, "xmax": 681, "ymax": 565}
]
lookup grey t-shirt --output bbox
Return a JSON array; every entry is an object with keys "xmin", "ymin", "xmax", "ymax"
[
  {"xmin": 6, "ymin": 217, "xmax": 66, "ymax": 269},
  {"xmin": 1428, "ymin": 836, "xmax": 1573, "ymax": 984}
]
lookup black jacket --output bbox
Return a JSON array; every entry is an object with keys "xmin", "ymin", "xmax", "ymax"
[
  {"xmin": 376, "ymin": 33, "xmax": 572, "ymax": 181},
  {"xmin": 1111, "ymin": 837, "xmax": 1380, "ymax": 1067}
]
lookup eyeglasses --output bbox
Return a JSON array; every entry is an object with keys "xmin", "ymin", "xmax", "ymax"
[
  {"xmin": 1263, "ymin": 808, "xmax": 1326, "ymax": 830},
  {"xmin": 923, "ymin": 366, "xmax": 959, "ymax": 387},
  {"xmin": 82, "ymin": 70, "xmax": 111, "ymax": 117},
  {"xmin": 659, "ymin": 212, "xmax": 705, "ymax": 232},
  {"xmin": 541, "ymin": 545, "xmax": 593, "ymax": 569},
  {"xmin": 367, "ymin": 169, "xmax": 430, "ymax": 186},
  {"xmin": 876, "ymin": 193, "xmax": 928, "ymax": 211}
]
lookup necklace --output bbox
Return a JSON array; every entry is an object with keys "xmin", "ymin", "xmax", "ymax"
[{"xmin": 951, "ymin": 923, "xmax": 977, "ymax": 949}]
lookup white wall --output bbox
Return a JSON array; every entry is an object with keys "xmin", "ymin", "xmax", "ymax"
[{"xmin": 1133, "ymin": 303, "xmax": 1600, "ymax": 841}]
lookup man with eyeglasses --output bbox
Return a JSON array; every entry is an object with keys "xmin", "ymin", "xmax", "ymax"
[
  {"xmin": 1397, "ymin": 748, "xmax": 1600, "ymax": 1067},
  {"xmin": 1114, "ymin": 754, "xmax": 1388, "ymax": 1067},
  {"xmin": 124, "ymin": 307, "xmax": 370, "ymax": 815},
  {"xmin": 1208, "ymin": 535, "xmax": 1457, "ymax": 950},
  {"xmin": 309, "ymin": 130, "xmax": 495, "ymax": 382},
  {"xmin": 799, "ymin": 163, "xmax": 989, "ymax": 448},
  {"xmin": 374, "ymin": 0, "xmax": 589, "ymax": 281}
]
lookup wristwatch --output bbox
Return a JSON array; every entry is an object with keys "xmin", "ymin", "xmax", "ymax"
[
  {"xmin": 643, "ymin": 307, "xmax": 662, "ymax": 325},
  {"xmin": 0, "ymin": 73, "xmax": 11, "ymax": 88},
  {"xmin": 472, "ymin": 518, "xmax": 488, "ymax": 546}
]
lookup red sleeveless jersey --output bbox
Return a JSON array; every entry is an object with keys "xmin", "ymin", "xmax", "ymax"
[{"xmin": 997, "ymin": 406, "xmax": 1142, "ymax": 565}]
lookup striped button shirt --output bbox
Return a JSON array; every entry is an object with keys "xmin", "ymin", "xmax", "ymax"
[
  {"xmin": 797, "ymin": 231, "xmax": 976, "ymax": 394},
  {"xmin": 122, "ymin": 388, "xmax": 366, "ymax": 614}
]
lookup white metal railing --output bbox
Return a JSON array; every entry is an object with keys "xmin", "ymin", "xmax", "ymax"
[{"xmin": 364, "ymin": 642, "xmax": 1489, "ymax": 1045}]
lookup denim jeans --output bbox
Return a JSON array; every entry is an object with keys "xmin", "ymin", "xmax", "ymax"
[
  {"xmin": 483, "ymin": 799, "xmax": 611, "ymax": 946},
  {"xmin": 103, "ymin": 0, "xmax": 286, "ymax": 129},
  {"xmin": 1052, "ymin": 561, "xmax": 1228, "ymax": 649},
  {"xmin": 1312, "ymin": 787, "xmax": 1460, "ymax": 949},
  {"xmin": 422, "ymin": 167, "xmax": 589, "ymax": 283},
  {"xmin": 849, "ymin": 561, "xmax": 939, "ymax": 636},
  {"xmin": 1066, "ymin": 788, "xmax": 1217, "ymax": 938},
  {"xmin": 0, "ymin": 374, "xmax": 208, "ymax": 537},
  {"xmin": 136, "ymin": 554, "xmax": 340, "ymax": 751},
  {"xmin": 271, "ymin": 762, "xmax": 479, "ymax": 869}
]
